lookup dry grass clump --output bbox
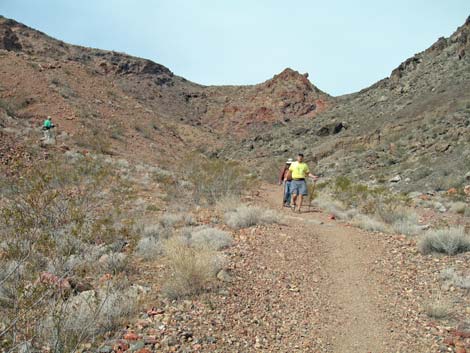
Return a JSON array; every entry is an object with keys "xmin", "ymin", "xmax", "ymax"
[
  {"xmin": 98, "ymin": 252, "xmax": 128, "ymax": 275},
  {"xmin": 417, "ymin": 227, "xmax": 470, "ymax": 255},
  {"xmin": 391, "ymin": 218, "xmax": 422, "ymax": 236},
  {"xmin": 351, "ymin": 214, "xmax": 388, "ymax": 233},
  {"xmin": 159, "ymin": 213, "xmax": 184, "ymax": 228},
  {"xmin": 162, "ymin": 237, "xmax": 222, "ymax": 299},
  {"xmin": 224, "ymin": 205, "xmax": 281, "ymax": 229},
  {"xmin": 449, "ymin": 201, "xmax": 467, "ymax": 215},
  {"xmin": 423, "ymin": 292, "xmax": 452, "ymax": 319},
  {"xmin": 190, "ymin": 227, "xmax": 233, "ymax": 250},
  {"xmin": 440, "ymin": 268, "xmax": 470, "ymax": 289},
  {"xmin": 313, "ymin": 194, "xmax": 358, "ymax": 220},
  {"xmin": 215, "ymin": 195, "xmax": 242, "ymax": 213}
]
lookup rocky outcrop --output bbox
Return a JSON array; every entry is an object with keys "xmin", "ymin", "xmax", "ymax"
[{"xmin": 1, "ymin": 27, "xmax": 22, "ymax": 51}]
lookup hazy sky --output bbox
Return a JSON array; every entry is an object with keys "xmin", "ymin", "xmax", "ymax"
[{"xmin": 2, "ymin": 1, "xmax": 469, "ymax": 95}]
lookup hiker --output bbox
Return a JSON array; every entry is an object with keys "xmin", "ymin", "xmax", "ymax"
[
  {"xmin": 279, "ymin": 158, "xmax": 293, "ymax": 207},
  {"xmin": 289, "ymin": 153, "xmax": 318, "ymax": 212},
  {"xmin": 42, "ymin": 116, "xmax": 55, "ymax": 141}
]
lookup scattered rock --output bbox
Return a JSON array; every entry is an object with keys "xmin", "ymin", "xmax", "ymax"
[
  {"xmin": 216, "ymin": 269, "xmax": 233, "ymax": 283},
  {"xmin": 389, "ymin": 175, "xmax": 402, "ymax": 183}
]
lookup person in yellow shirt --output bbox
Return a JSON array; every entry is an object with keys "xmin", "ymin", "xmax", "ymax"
[{"xmin": 289, "ymin": 153, "xmax": 318, "ymax": 212}]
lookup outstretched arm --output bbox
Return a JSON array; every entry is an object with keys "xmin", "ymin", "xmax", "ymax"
[{"xmin": 308, "ymin": 172, "xmax": 319, "ymax": 181}]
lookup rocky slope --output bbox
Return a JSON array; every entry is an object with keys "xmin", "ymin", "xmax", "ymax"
[
  {"xmin": 222, "ymin": 16, "xmax": 470, "ymax": 194},
  {"xmin": 1, "ymin": 14, "xmax": 470, "ymax": 194},
  {"xmin": 0, "ymin": 15, "xmax": 330, "ymax": 168}
]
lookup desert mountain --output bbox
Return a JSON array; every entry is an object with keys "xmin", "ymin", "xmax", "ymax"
[
  {"xmin": 221, "ymin": 16, "xmax": 470, "ymax": 193},
  {"xmin": 0, "ymin": 15, "xmax": 330, "ymax": 168},
  {"xmin": 1, "ymin": 14, "xmax": 470, "ymax": 194}
]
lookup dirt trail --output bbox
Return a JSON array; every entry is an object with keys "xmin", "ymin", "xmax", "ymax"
[{"xmin": 260, "ymin": 185, "xmax": 395, "ymax": 352}]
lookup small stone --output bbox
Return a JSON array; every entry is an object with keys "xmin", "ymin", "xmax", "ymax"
[
  {"xmin": 389, "ymin": 175, "xmax": 401, "ymax": 183},
  {"xmin": 216, "ymin": 269, "xmax": 233, "ymax": 283}
]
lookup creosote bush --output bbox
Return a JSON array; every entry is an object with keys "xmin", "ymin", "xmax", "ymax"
[
  {"xmin": 418, "ymin": 227, "xmax": 470, "ymax": 255},
  {"xmin": 0, "ymin": 155, "xmax": 136, "ymax": 352},
  {"xmin": 184, "ymin": 154, "xmax": 252, "ymax": 205}
]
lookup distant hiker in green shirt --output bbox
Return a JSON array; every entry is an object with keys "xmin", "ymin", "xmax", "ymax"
[{"xmin": 42, "ymin": 116, "xmax": 55, "ymax": 141}]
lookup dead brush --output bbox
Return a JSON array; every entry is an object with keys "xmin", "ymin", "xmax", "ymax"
[{"xmin": 162, "ymin": 237, "xmax": 222, "ymax": 299}]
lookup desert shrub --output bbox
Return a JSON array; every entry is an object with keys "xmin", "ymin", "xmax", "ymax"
[
  {"xmin": 391, "ymin": 218, "xmax": 422, "ymax": 236},
  {"xmin": 135, "ymin": 236, "xmax": 163, "ymax": 260},
  {"xmin": 190, "ymin": 227, "xmax": 233, "ymax": 250},
  {"xmin": 38, "ymin": 284, "xmax": 139, "ymax": 352},
  {"xmin": 376, "ymin": 204, "xmax": 418, "ymax": 225},
  {"xmin": 224, "ymin": 205, "xmax": 280, "ymax": 229},
  {"xmin": 440, "ymin": 268, "xmax": 470, "ymax": 289},
  {"xmin": 449, "ymin": 201, "xmax": 467, "ymax": 215},
  {"xmin": 0, "ymin": 155, "xmax": 134, "ymax": 351},
  {"xmin": 138, "ymin": 223, "xmax": 166, "ymax": 238},
  {"xmin": 418, "ymin": 227, "xmax": 470, "ymax": 255},
  {"xmin": 74, "ymin": 126, "xmax": 112, "ymax": 155},
  {"xmin": 162, "ymin": 237, "xmax": 221, "ymax": 299},
  {"xmin": 215, "ymin": 195, "xmax": 242, "ymax": 213},
  {"xmin": 258, "ymin": 157, "xmax": 286, "ymax": 184},
  {"xmin": 184, "ymin": 154, "xmax": 251, "ymax": 205},
  {"xmin": 424, "ymin": 293, "xmax": 452, "ymax": 319},
  {"xmin": 159, "ymin": 213, "xmax": 183, "ymax": 228},
  {"xmin": 312, "ymin": 194, "xmax": 357, "ymax": 220},
  {"xmin": 150, "ymin": 166, "xmax": 175, "ymax": 185},
  {"xmin": 99, "ymin": 252, "xmax": 128, "ymax": 275},
  {"xmin": 351, "ymin": 215, "xmax": 388, "ymax": 233},
  {"xmin": 332, "ymin": 176, "xmax": 410, "ymax": 213}
]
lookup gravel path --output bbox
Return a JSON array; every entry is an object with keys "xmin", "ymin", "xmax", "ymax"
[{"xmin": 122, "ymin": 184, "xmax": 453, "ymax": 352}]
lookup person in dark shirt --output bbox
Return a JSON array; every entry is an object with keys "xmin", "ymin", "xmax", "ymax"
[{"xmin": 279, "ymin": 158, "xmax": 293, "ymax": 207}]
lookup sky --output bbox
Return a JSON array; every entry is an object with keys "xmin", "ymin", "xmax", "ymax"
[{"xmin": 1, "ymin": 1, "xmax": 469, "ymax": 96}]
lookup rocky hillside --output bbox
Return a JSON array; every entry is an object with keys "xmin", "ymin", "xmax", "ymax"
[
  {"xmin": 1, "ymin": 14, "xmax": 470, "ymax": 195},
  {"xmin": 0, "ymin": 15, "xmax": 330, "ymax": 167},
  {"xmin": 222, "ymin": 16, "xmax": 470, "ymax": 194}
]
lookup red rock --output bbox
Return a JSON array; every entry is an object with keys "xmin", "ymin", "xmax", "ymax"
[
  {"xmin": 123, "ymin": 332, "xmax": 139, "ymax": 341},
  {"xmin": 455, "ymin": 347, "xmax": 466, "ymax": 353},
  {"xmin": 328, "ymin": 214, "xmax": 336, "ymax": 220},
  {"xmin": 99, "ymin": 273, "xmax": 113, "ymax": 282},
  {"xmin": 447, "ymin": 187, "xmax": 458, "ymax": 195}
]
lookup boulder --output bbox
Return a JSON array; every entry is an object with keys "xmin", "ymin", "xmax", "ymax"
[{"xmin": 316, "ymin": 122, "xmax": 346, "ymax": 136}]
